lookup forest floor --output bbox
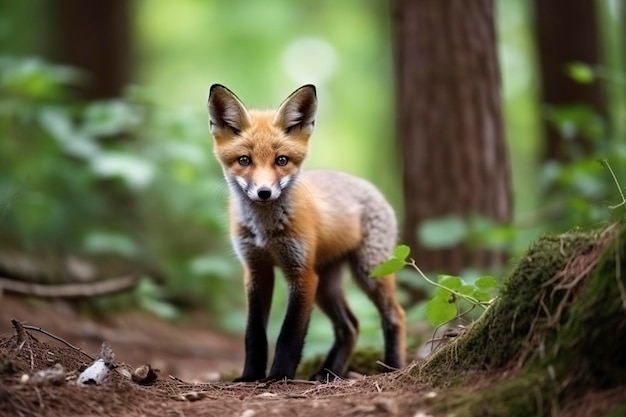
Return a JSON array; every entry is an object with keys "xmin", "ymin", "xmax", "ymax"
[
  {"xmin": 3, "ymin": 213, "xmax": 626, "ymax": 417},
  {"xmin": 0, "ymin": 294, "xmax": 443, "ymax": 417}
]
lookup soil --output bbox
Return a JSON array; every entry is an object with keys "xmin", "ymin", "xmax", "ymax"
[
  {"xmin": 0, "ymin": 294, "xmax": 438, "ymax": 417},
  {"xmin": 3, "ymin": 222, "xmax": 626, "ymax": 417}
]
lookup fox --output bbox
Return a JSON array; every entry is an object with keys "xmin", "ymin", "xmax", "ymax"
[{"xmin": 207, "ymin": 83, "xmax": 406, "ymax": 382}]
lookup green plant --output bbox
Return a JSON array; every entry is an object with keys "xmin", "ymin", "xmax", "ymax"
[
  {"xmin": 371, "ymin": 245, "xmax": 499, "ymax": 327},
  {"xmin": 537, "ymin": 62, "xmax": 626, "ymax": 231},
  {"xmin": 0, "ymin": 55, "xmax": 240, "ymax": 318}
]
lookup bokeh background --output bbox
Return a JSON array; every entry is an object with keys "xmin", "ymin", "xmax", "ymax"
[{"xmin": 1, "ymin": 0, "xmax": 625, "ymax": 357}]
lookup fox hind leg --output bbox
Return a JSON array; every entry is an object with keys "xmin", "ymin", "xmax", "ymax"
[
  {"xmin": 311, "ymin": 263, "xmax": 359, "ymax": 382},
  {"xmin": 350, "ymin": 255, "xmax": 406, "ymax": 371}
]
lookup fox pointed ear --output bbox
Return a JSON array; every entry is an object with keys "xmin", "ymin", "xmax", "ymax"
[
  {"xmin": 208, "ymin": 84, "xmax": 251, "ymax": 137},
  {"xmin": 274, "ymin": 85, "xmax": 317, "ymax": 136}
]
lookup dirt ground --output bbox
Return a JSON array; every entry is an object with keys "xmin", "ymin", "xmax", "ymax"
[
  {"xmin": 0, "ymin": 295, "xmax": 438, "ymax": 417},
  {"xmin": 0, "ymin": 295, "xmax": 245, "ymax": 383}
]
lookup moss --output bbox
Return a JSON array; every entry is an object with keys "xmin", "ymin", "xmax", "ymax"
[
  {"xmin": 433, "ymin": 369, "xmax": 553, "ymax": 417},
  {"xmin": 414, "ymin": 228, "xmax": 604, "ymax": 384},
  {"xmin": 411, "ymin": 222, "xmax": 626, "ymax": 416},
  {"xmin": 549, "ymin": 224, "xmax": 626, "ymax": 390},
  {"xmin": 296, "ymin": 347, "xmax": 386, "ymax": 379},
  {"xmin": 603, "ymin": 405, "xmax": 626, "ymax": 417}
]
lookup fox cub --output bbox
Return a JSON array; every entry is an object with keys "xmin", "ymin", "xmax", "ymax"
[{"xmin": 208, "ymin": 84, "xmax": 406, "ymax": 382}]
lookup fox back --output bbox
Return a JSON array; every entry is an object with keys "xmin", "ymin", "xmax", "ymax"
[{"xmin": 208, "ymin": 84, "xmax": 406, "ymax": 382}]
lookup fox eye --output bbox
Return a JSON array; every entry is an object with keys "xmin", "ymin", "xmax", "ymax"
[
  {"xmin": 238, "ymin": 156, "xmax": 251, "ymax": 166},
  {"xmin": 275, "ymin": 155, "xmax": 289, "ymax": 166}
]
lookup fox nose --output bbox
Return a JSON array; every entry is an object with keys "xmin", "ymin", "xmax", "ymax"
[{"xmin": 257, "ymin": 188, "xmax": 272, "ymax": 200}]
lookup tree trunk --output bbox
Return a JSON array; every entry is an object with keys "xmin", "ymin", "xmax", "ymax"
[
  {"xmin": 533, "ymin": 0, "xmax": 604, "ymax": 162},
  {"xmin": 53, "ymin": 0, "xmax": 132, "ymax": 99},
  {"xmin": 392, "ymin": 0, "xmax": 512, "ymax": 274}
]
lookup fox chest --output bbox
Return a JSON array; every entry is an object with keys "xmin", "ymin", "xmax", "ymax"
[{"xmin": 232, "ymin": 208, "xmax": 308, "ymax": 272}]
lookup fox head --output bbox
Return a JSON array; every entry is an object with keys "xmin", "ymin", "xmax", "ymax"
[{"xmin": 208, "ymin": 84, "xmax": 317, "ymax": 203}]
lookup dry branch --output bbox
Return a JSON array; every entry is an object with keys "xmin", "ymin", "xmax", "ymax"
[
  {"xmin": 0, "ymin": 274, "xmax": 139, "ymax": 298},
  {"xmin": 11, "ymin": 318, "xmax": 26, "ymax": 344},
  {"xmin": 18, "ymin": 322, "xmax": 95, "ymax": 361}
]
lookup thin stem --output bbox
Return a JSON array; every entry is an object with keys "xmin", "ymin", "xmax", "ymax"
[
  {"xmin": 406, "ymin": 259, "xmax": 488, "ymax": 310},
  {"xmin": 600, "ymin": 159, "xmax": 625, "ymax": 209}
]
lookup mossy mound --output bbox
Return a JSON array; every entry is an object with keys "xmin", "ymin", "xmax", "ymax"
[
  {"xmin": 297, "ymin": 347, "xmax": 387, "ymax": 380},
  {"xmin": 408, "ymin": 222, "xmax": 626, "ymax": 416}
]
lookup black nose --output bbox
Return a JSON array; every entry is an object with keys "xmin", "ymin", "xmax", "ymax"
[{"xmin": 257, "ymin": 188, "xmax": 272, "ymax": 200}]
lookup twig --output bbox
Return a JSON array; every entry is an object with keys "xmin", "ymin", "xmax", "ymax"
[
  {"xmin": 20, "ymin": 323, "xmax": 94, "ymax": 361},
  {"xmin": 600, "ymin": 159, "xmax": 626, "ymax": 209},
  {"xmin": 374, "ymin": 381, "xmax": 382, "ymax": 393},
  {"xmin": 11, "ymin": 319, "xmax": 35, "ymax": 369},
  {"xmin": 375, "ymin": 360, "xmax": 398, "ymax": 372},
  {"xmin": 11, "ymin": 318, "xmax": 26, "ymax": 344},
  {"xmin": 284, "ymin": 379, "xmax": 319, "ymax": 385},
  {"xmin": 322, "ymin": 368, "xmax": 342, "ymax": 382},
  {"xmin": 0, "ymin": 274, "xmax": 139, "ymax": 298}
]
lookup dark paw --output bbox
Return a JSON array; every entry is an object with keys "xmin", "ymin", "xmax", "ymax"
[{"xmin": 309, "ymin": 370, "xmax": 340, "ymax": 383}]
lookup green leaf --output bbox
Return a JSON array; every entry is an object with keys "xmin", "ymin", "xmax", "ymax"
[
  {"xmin": 567, "ymin": 62, "xmax": 595, "ymax": 84},
  {"xmin": 434, "ymin": 286, "xmax": 452, "ymax": 298},
  {"xmin": 458, "ymin": 284, "xmax": 476, "ymax": 296},
  {"xmin": 370, "ymin": 257, "xmax": 405, "ymax": 278},
  {"xmin": 425, "ymin": 297, "xmax": 458, "ymax": 327},
  {"xmin": 438, "ymin": 275, "xmax": 463, "ymax": 290},
  {"xmin": 137, "ymin": 297, "xmax": 180, "ymax": 320},
  {"xmin": 83, "ymin": 230, "xmax": 139, "ymax": 257},
  {"xmin": 472, "ymin": 289, "xmax": 494, "ymax": 303},
  {"xmin": 83, "ymin": 100, "xmax": 143, "ymax": 137},
  {"xmin": 393, "ymin": 244, "xmax": 410, "ymax": 261},
  {"xmin": 418, "ymin": 216, "xmax": 468, "ymax": 248},
  {"xmin": 134, "ymin": 278, "xmax": 180, "ymax": 320},
  {"xmin": 89, "ymin": 152, "xmax": 155, "ymax": 190},
  {"xmin": 475, "ymin": 275, "xmax": 498, "ymax": 289}
]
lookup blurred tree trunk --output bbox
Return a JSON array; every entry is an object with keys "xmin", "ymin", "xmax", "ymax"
[
  {"xmin": 53, "ymin": 0, "xmax": 132, "ymax": 99},
  {"xmin": 52, "ymin": 0, "xmax": 139, "ymax": 247},
  {"xmin": 533, "ymin": 0, "xmax": 605, "ymax": 162},
  {"xmin": 392, "ymin": 0, "xmax": 512, "ymax": 274}
]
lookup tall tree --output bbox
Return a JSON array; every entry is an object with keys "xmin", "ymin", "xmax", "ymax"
[
  {"xmin": 53, "ymin": 0, "xmax": 132, "ymax": 99},
  {"xmin": 533, "ymin": 0, "xmax": 604, "ymax": 162},
  {"xmin": 392, "ymin": 0, "xmax": 512, "ymax": 274}
]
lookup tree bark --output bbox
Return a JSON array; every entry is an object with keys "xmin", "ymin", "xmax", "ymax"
[
  {"xmin": 392, "ymin": 0, "xmax": 512, "ymax": 274},
  {"xmin": 533, "ymin": 0, "xmax": 604, "ymax": 162},
  {"xmin": 53, "ymin": 0, "xmax": 132, "ymax": 99}
]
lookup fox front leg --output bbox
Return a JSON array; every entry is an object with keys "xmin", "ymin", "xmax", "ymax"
[
  {"xmin": 264, "ymin": 268, "xmax": 318, "ymax": 381},
  {"xmin": 234, "ymin": 264, "xmax": 275, "ymax": 382}
]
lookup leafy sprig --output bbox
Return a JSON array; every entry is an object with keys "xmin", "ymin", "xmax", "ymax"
[{"xmin": 371, "ymin": 245, "xmax": 499, "ymax": 327}]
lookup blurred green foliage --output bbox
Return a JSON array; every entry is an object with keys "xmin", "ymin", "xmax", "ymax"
[
  {"xmin": 1, "ymin": 1, "xmax": 625, "ymax": 357},
  {"xmin": 134, "ymin": 0, "xmax": 400, "ymax": 202},
  {"xmin": 0, "ymin": 56, "xmax": 238, "ymax": 315}
]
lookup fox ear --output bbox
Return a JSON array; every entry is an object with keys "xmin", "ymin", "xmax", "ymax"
[
  {"xmin": 208, "ymin": 84, "xmax": 251, "ymax": 136},
  {"xmin": 274, "ymin": 85, "xmax": 317, "ymax": 136}
]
